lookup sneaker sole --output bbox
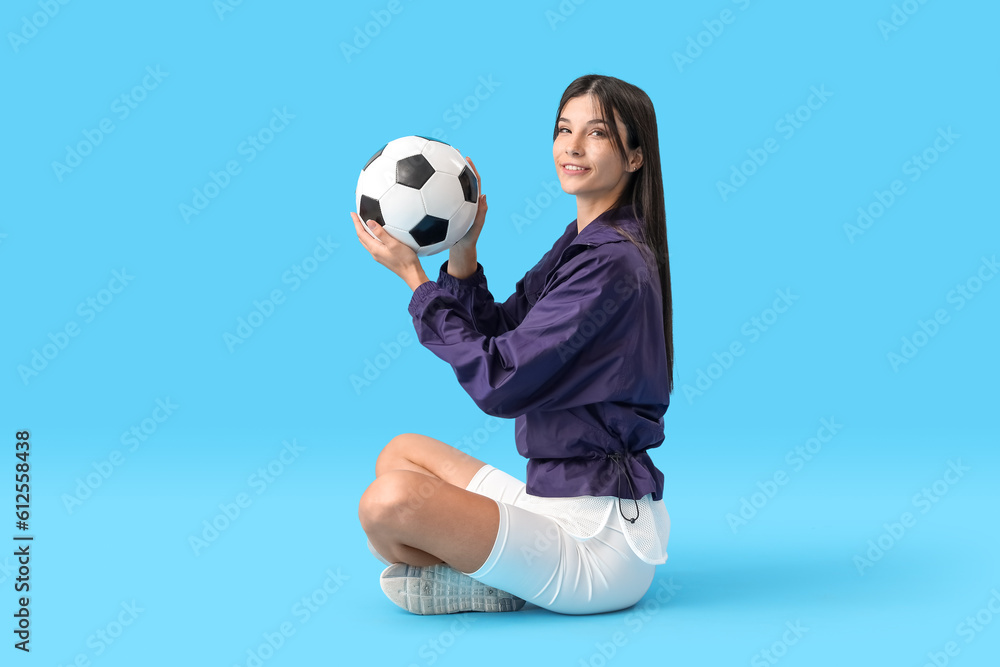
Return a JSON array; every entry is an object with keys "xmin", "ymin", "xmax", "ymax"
[{"xmin": 380, "ymin": 563, "xmax": 526, "ymax": 615}]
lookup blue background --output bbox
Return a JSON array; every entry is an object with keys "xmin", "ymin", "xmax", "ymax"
[{"xmin": 2, "ymin": 0, "xmax": 998, "ymax": 665}]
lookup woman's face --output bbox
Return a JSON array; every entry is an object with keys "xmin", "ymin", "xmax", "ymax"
[{"xmin": 552, "ymin": 93, "xmax": 640, "ymax": 203}]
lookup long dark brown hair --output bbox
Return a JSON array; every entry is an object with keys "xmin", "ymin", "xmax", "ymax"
[{"xmin": 552, "ymin": 74, "xmax": 674, "ymax": 394}]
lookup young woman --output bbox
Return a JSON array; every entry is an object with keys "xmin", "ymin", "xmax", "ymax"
[{"xmin": 351, "ymin": 74, "xmax": 674, "ymax": 616}]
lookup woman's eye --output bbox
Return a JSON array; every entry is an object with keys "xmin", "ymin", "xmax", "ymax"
[
  {"xmin": 592, "ymin": 130, "xmax": 605, "ymax": 137},
  {"xmin": 558, "ymin": 127, "xmax": 570, "ymax": 133}
]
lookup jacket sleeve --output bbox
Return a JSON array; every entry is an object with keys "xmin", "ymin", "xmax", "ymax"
[
  {"xmin": 431, "ymin": 259, "xmax": 532, "ymax": 338},
  {"xmin": 408, "ymin": 249, "xmax": 638, "ymax": 418}
]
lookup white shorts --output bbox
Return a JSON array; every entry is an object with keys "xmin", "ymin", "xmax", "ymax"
[{"xmin": 461, "ymin": 464, "xmax": 656, "ymax": 615}]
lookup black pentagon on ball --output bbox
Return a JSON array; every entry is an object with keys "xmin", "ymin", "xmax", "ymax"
[
  {"xmin": 359, "ymin": 195, "xmax": 385, "ymax": 227},
  {"xmin": 458, "ymin": 166, "xmax": 478, "ymax": 204},
  {"xmin": 363, "ymin": 145, "xmax": 385, "ymax": 171},
  {"xmin": 396, "ymin": 154, "xmax": 435, "ymax": 189},
  {"xmin": 410, "ymin": 215, "xmax": 449, "ymax": 247}
]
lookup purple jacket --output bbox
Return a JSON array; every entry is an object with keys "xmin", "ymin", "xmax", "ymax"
[{"xmin": 407, "ymin": 204, "xmax": 670, "ymax": 503}]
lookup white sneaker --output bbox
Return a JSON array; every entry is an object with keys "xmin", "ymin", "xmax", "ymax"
[{"xmin": 379, "ymin": 563, "xmax": 526, "ymax": 614}]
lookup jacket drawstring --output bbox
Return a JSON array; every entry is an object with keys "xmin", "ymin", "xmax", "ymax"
[{"xmin": 607, "ymin": 452, "xmax": 640, "ymax": 524}]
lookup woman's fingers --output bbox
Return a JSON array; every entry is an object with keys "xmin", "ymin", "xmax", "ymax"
[
  {"xmin": 466, "ymin": 156, "xmax": 482, "ymax": 192},
  {"xmin": 352, "ymin": 212, "xmax": 385, "ymax": 256}
]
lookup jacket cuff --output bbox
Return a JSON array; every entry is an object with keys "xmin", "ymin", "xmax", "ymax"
[
  {"xmin": 408, "ymin": 279, "xmax": 442, "ymax": 318},
  {"xmin": 436, "ymin": 260, "xmax": 485, "ymax": 292}
]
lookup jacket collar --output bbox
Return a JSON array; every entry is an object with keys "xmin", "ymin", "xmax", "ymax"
[{"xmin": 567, "ymin": 204, "xmax": 642, "ymax": 248}]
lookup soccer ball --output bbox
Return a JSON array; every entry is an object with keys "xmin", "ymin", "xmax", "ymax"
[{"xmin": 355, "ymin": 135, "xmax": 479, "ymax": 256}]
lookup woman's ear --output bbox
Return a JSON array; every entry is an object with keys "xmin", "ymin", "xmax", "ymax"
[{"xmin": 629, "ymin": 147, "xmax": 643, "ymax": 172}]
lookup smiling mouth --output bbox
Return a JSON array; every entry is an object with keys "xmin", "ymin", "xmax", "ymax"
[{"xmin": 561, "ymin": 164, "xmax": 590, "ymax": 175}]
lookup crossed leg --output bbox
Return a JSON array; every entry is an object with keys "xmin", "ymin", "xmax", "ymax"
[{"xmin": 359, "ymin": 433, "xmax": 500, "ymax": 574}]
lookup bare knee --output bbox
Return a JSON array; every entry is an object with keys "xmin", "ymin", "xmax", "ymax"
[
  {"xmin": 359, "ymin": 470, "xmax": 440, "ymax": 534},
  {"xmin": 374, "ymin": 433, "xmax": 419, "ymax": 478}
]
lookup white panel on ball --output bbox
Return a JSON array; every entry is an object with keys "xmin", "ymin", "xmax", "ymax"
[
  {"xmin": 381, "ymin": 136, "xmax": 427, "ymax": 164},
  {"xmin": 421, "ymin": 140, "xmax": 467, "ymax": 176},
  {"xmin": 359, "ymin": 154, "xmax": 396, "ymax": 201},
  {"xmin": 421, "ymin": 172, "xmax": 465, "ymax": 220},
  {"xmin": 378, "ymin": 184, "xmax": 426, "ymax": 232},
  {"xmin": 444, "ymin": 201, "xmax": 478, "ymax": 247}
]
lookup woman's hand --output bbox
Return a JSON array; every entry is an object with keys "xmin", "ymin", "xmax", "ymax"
[
  {"xmin": 451, "ymin": 157, "xmax": 487, "ymax": 254},
  {"xmin": 352, "ymin": 212, "xmax": 429, "ymax": 291}
]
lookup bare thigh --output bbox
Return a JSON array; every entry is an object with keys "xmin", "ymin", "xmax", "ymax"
[
  {"xmin": 375, "ymin": 432, "xmax": 486, "ymax": 489},
  {"xmin": 359, "ymin": 470, "xmax": 500, "ymax": 573}
]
